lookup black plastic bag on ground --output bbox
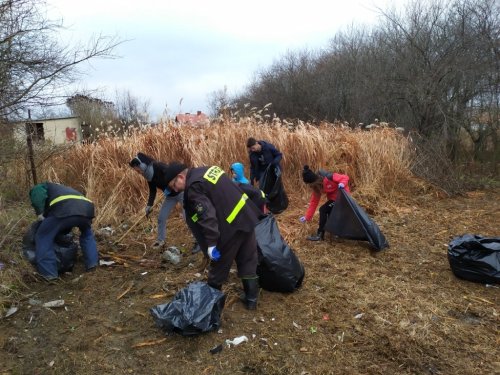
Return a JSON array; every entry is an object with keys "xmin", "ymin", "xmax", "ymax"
[
  {"xmin": 255, "ymin": 214, "xmax": 305, "ymax": 292},
  {"xmin": 324, "ymin": 189, "xmax": 389, "ymax": 251},
  {"xmin": 150, "ymin": 282, "xmax": 226, "ymax": 336},
  {"xmin": 448, "ymin": 234, "xmax": 500, "ymax": 284},
  {"xmin": 259, "ymin": 165, "xmax": 288, "ymax": 214},
  {"xmin": 22, "ymin": 221, "xmax": 78, "ymax": 273}
]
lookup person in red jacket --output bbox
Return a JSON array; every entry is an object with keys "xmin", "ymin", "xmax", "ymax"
[{"xmin": 299, "ymin": 165, "xmax": 350, "ymax": 241}]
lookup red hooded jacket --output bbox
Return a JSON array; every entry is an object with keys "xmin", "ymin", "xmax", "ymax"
[{"xmin": 304, "ymin": 173, "xmax": 350, "ymax": 221}]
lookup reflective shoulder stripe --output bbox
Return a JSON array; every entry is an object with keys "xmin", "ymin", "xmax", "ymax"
[
  {"xmin": 191, "ymin": 213, "xmax": 199, "ymax": 223},
  {"xmin": 203, "ymin": 166, "xmax": 224, "ymax": 184},
  {"xmin": 260, "ymin": 190, "xmax": 266, "ymax": 198},
  {"xmin": 49, "ymin": 195, "xmax": 92, "ymax": 206},
  {"xmin": 226, "ymin": 194, "xmax": 248, "ymax": 224}
]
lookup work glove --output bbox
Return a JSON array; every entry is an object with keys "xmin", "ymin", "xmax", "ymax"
[
  {"xmin": 338, "ymin": 183, "xmax": 345, "ymax": 189},
  {"xmin": 207, "ymin": 246, "xmax": 221, "ymax": 262},
  {"xmin": 299, "ymin": 216, "xmax": 307, "ymax": 223},
  {"xmin": 145, "ymin": 205, "xmax": 153, "ymax": 218},
  {"xmin": 37, "ymin": 214, "xmax": 45, "ymax": 221}
]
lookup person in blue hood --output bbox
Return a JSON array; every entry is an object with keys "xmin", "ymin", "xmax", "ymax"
[{"xmin": 230, "ymin": 162, "xmax": 250, "ymax": 184}]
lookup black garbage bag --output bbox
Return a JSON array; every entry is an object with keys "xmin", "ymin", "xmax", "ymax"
[
  {"xmin": 22, "ymin": 221, "xmax": 78, "ymax": 273},
  {"xmin": 255, "ymin": 214, "xmax": 305, "ymax": 292},
  {"xmin": 259, "ymin": 165, "xmax": 288, "ymax": 214},
  {"xmin": 448, "ymin": 234, "xmax": 500, "ymax": 284},
  {"xmin": 324, "ymin": 189, "xmax": 389, "ymax": 251},
  {"xmin": 150, "ymin": 282, "xmax": 226, "ymax": 336}
]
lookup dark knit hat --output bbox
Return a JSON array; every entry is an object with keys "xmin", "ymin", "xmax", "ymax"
[
  {"xmin": 302, "ymin": 165, "xmax": 319, "ymax": 184},
  {"xmin": 164, "ymin": 161, "xmax": 188, "ymax": 184}
]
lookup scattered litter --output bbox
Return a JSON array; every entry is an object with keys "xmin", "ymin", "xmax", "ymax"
[
  {"xmin": 4, "ymin": 306, "xmax": 18, "ymax": 318},
  {"xmin": 162, "ymin": 247, "xmax": 181, "ymax": 265},
  {"xmin": 252, "ymin": 334, "xmax": 256, "ymax": 339},
  {"xmin": 48, "ymin": 360, "xmax": 55, "ymax": 367},
  {"xmin": 194, "ymin": 273, "xmax": 201, "ymax": 278},
  {"xmin": 225, "ymin": 335, "xmax": 248, "ymax": 347},
  {"xmin": 293, "ymin": 321, "xmax": 302, "ymax": 329},
  {"xmin": 274, "ymin": 342, "xmax": 278, "ymax": 346},
  {"xmin": 42, "ymin": 300, "xmax": 65, "ymax": 308},
  {"xmin": 486, "ymin": 284, "xmax": 499, "ymax": 289},
  {"xmin": 28, "ymin": 298, "xmax": 42, "ymax": 306},
  {"xmin": 323, "ymin": 314, "xmax": 330, "ymax": 321},
  {"xmin": 300, "ymin": 347, "xmax": 308, "ymax": 352},
  {"xmin": 99, "ymin": 260, "xmax": 116, "ymax": 266},
  {"xmin": 0, "ymin": 262, "xmax": 5, "ymax": 270},
  {"xmin": 217, "ymin": 329, "xmax": 223, "ymax": 334},
  {"xmin": 132, "ymin": 338, "xmax": 166, "ymax": 348},
  {"xmin": 71, "ymin": 275, "xmax": 83, "ymax": 284},
  {"xmin": 209, "ymin": 344, "xmax": 223, "ymax": 354},
  {"xmin": 141, "ymin": 272, "xmax": 148, "ymax": 276},
  {"xmin": 98, "ymin": 226, "xmax": 114, "ymax": 236},
  {"xmin": 354, "ymin": 313, "xmax": 364, "ymax": 319}
]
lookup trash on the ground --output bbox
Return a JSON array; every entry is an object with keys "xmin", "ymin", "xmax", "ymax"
[
  {"xmin": 162, "ymin": 247, "xmax": 181, "ymax": 265},
  {"xmin": 323, "ymin": 314, "xmax": 330, "ymax": 320},
  {"xmin": 71, "ymin": 275, "xmax": 83, "ymax": 284},
  {"xmin": 300, "ymin": 347, "xmax": 308, "ymax": 352},
  {"xmin": 354, "ymin": 313, "xmax": 364, "ymax": 319},
  {"xmin": 4, "ymin": 306, "xmax": 18, "ymax": 318},
  {"xmin": 28, "ymin": 298, "xmax": 42, "ymax": 306},
  {"xmin": 0, "ymin": 262, "xmax": 5, "ymax": 270},
  {"xmin": 42, "ymin": 300, "xmax": 65, "ymax": 308},
  {"xmin": 141, "ymin": 272, "xmax": 148, "ymax": 276},
  {"xmin": 98, "ymin": 226, "xmax": 114, "ymax": 236},
  {"xmin": 486, "ymin": 284, "xmax": 499, "ymax": 288},
  {"xmin": 252, "ymin": 334, "xmax": 256, "ymax": 339},
  {"xmin": 225, "ymin": 335, "xmax": 248, "ymax": 347},
  {"xmin": 209, "ymin": 344, "xmax": 223, "ymax": 354},
  {"xmin": 194, "ymin": 273, "xmax": 201, "ymax": 278},
  {"xmin": 99, "ymin": 260, "xmax": 116, "ymax": 266},
  {"xmin": 217, "ymin": 329, "xmax": 223, "ymax": 334},
  {"xmin": 293, "ymin": 321, "xmax": 301, "ymax": 329}
]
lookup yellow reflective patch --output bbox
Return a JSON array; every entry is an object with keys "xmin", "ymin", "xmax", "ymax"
[
  {"xmin": 191, "ymin": 213, "xmax": 199, "ymax": 223},
  {"xmin": 49, "ymin": 195, "xmax": 92, "ymax": 206},
  {"xmin": 203, "ymin": 166, "xmax": 224, "ymax": 184},
  {"xmin": 226, "ymin": 194, "xmax": 248, "ymax": 224}
]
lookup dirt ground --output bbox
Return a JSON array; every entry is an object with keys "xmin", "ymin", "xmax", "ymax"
[{"xmin": 1, "ymin": 189, "xmax": 499, "ymax": 375}]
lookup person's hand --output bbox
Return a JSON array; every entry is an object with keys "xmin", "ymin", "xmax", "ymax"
[
  {"xmin": 299, "ymin": 216, "xmax": 307, "ymax": 223},
  {"xmin": 207, "ymin": 246, "xmax": 221, "ymax": 261},
  {"xmin": 338, "ymin": 183, "xmax": 345, "ymax": 189},
  {"xmin": 145, "ymin": 205, "xmax": 153, "ymax": 218},
  {"xmin": 37, "ymin": 214, "xmax": 45, "ymax": 221}
]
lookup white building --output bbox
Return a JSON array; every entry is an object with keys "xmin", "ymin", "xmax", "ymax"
[{"xmin": 14, "ymin": 116, "xmax": 83, "ymax": 144}]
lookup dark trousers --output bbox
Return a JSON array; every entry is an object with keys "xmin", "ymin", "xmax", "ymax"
[
  {"xmin": 208, "ymin": 230, "xmax": 258, "ymax": 288},
  {"xmin": 318, "ymin": 200, "xmax": 335, "ymax": 233},
  {"xmin": 35, "ymin": 215, "xmax": 99, "ymax": 278}
]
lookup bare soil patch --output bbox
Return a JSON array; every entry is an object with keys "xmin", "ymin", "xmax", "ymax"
[{"xmin": 1, "ymin": 189, "xmax": 499, "ymax": 375}]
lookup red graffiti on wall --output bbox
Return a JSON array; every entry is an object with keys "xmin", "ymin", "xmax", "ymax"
[{"xmin": 65, "ymin": 127, "xmax": 77, "ymax": 142}]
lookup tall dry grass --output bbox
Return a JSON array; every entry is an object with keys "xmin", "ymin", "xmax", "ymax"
[{"xmin": 36, "ymin": 120, "xmax": 418, "ymax": 226}]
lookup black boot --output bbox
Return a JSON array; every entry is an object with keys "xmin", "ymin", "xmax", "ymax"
[
  {"xmin": 306, "ymin": 231, "xmax": 324, "ymax": 241},
  {"xmin": 241, "ymin": 278, "xmax": 259, "ymax": 310}
]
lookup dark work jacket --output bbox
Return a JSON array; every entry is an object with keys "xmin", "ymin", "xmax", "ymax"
[
  {"xmin": 237, "ymin": 182, "xmax": 266, "ymax": 214},
  {"xmin": 183, "ymin": 166, "xmax": 260, "ymax": 250},
  {"xmin": 147, "ymin": 161, "xmax": 180, "ymax": 206},
  {"xmin": 45, "ymin": 183, "xmax": 94, "ymax": 218},
  {"xmin": 249, "ymin": 140, "xmax": 282, "ymax": 184}
]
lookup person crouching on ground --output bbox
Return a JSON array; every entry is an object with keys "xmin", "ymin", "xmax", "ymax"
[
  {"xmin": 299, "ymin": 165, "xmax": 350, "ymax": 241},
  {"xmin": 129, "ymin": 153, "xmax": 199, "ymax": 253},
  {"xmin": 165, "ymin": 162, "xmax": 261, "ymax": 310},
  {"xmin": 29, "ymin": 182, "xmax": 99, "ymax": 281}
]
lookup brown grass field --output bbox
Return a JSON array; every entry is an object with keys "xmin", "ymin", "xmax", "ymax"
[{"xmin": 0, "ymin": 122, "xmax": 499, "ymax": 374}]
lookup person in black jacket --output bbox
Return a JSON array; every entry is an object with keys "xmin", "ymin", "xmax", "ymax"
[
  {"xmin": 129, "ymin": 153, "xmax": 199, "ymax": 252},
  {"xmin": 246, "ymin": 137, "xmax": 283, "ymax": 189},
  {"xmin": 164, "ymin": 162, "xmax": 261, "ymax": 310},
  {"xmin": 29, "ymin": 182, "xmax": 99, "ymax": 281}
]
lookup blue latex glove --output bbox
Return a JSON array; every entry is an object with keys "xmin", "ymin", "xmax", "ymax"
[
  {"xmin": 207, "ymin": 246, "xmax": 221, "ymax": 261},
  {"xmin": 145, "ymin": 205, "xmax": 153, "ymax": 217},
  {"xmin": 299, "ymin": 216, "xmax": 307, "ymax": 223},
  {"xmin": 338, "ymin": 183, "xmax": 345, "ymax": 189}
]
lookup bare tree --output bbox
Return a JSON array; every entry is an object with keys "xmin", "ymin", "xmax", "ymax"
[
  {"xmin": 114, "ymin": 89, "xmax": 150, "ymax": 126},
  {"xmin": 0, "ymin": 0, "xmax": 121, "ymax": 120}
]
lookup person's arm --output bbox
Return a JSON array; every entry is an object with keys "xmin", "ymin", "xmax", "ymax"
[
  {"xmin": 331, "ymin": 173, "xmax": 350, "ymax": 189},
  {"xmin": 249, "ymin": 154, "xmax": 258, "ymax": 185},
  {"xmin": 304, "ymin": 191, "xmax": 321, "ymax": 221},
  {"xmin": 187, "ymin": 182, "xmax": 220, "ymax": 247},
  {"xmin": 147, "ymin": 181, "xmax": 157, "ymax": 206},
  {"xmin": 269, "ymin": 143, "xmax": 283, "ymax": 165}
]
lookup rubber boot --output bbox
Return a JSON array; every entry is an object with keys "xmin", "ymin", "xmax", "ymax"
[
  {"xmin": 306, "ymin": 231, "xmax": 324, "ymax": 241},
  {"xmin": 241, "ymin": 278, "xmax": 259, "ymax": 310}
]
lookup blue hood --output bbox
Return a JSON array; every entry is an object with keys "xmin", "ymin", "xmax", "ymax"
[{"xmin": 231, "ymin": 162, "xmax": 249, "ymax": 184}]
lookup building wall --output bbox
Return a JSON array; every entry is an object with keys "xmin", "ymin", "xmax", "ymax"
[{"xmin": 14, "ymin": 117, "xmax": 82, "ymax": 145}]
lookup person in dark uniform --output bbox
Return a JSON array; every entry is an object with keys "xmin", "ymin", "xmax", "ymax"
[
  {"xmin": 29, "ymin": 182, "xmax": 99, "ymax": 281},
  {"xmin": 246, "ymin": 137, "xmax": 283, "ymax": 189},
  {"xmin": 129, "ymin": 153, "xmax": 199, "ymax": 253},
  {"xmin": 164, "ymin": 162, "xmax": 261, "ymax": 310}
]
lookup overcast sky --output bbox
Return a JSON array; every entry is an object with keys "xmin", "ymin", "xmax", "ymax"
[{"xmin": 47, "ymin": 0, "xmax": 403, "ymax": 120}]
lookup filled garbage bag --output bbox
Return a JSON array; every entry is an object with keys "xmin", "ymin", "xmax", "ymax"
[
  {"xmin": 22, "ymin": 221, "xmax": 78, "ymax": 273},
  {"xmin": 324, "ymin": 189, "xmax": 389, "ymax": 251},
  {"xmin": 448, "ymin": 234, "xmax": 500, "ymax": 284},
  {"xmin": 259, "ymin": 165, "xmax": 288, "ymax": 214},
  {"xmin": 255, "ymin": 214, "xmax": 304, "ymax": 292},
  {"xmin": 150, "ymin": 282, "xmax": 226, "ymax": 336}
]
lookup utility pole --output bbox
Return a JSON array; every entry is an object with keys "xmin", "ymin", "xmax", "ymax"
[{"xmin": 25, "ymin": 109, "xmax": 37, "ymax": 185}]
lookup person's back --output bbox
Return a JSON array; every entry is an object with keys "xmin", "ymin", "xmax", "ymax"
[{"xmin": 246, "ymin": 137, "xmax": 283, "ymax": 186}]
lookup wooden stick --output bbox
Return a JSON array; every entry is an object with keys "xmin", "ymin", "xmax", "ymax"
[
  {"xmin": 132, "ymin": 338, "xmax": 167, "ymax": 348},
  {"xmin": 113, "ymin": 199, "xmax": 161, "ymax": 245},
  {"xmin": 117, "ymin": 281, "xmax": 134, "ymax": 300}
]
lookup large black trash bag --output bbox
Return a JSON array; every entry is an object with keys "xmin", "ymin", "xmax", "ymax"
[
  {"xmin": 448, "ymin": 234, "xmax": 500, "ymax": 284},
  {"xmin": 324, "ymin": 189, "xmax": 389, "ymax": 251},
  {"xmin": 22, "ymin": 221, "xmax": 78, "ymax": 273},
  {"xmin": 255, "ymin": 214, "xmax": 305, "ymax": 292},
  {"xmin": 259, "ymin": 165, "xmax": 288, "ymax": 214},
  {"xmin": 150, "ymin": 282, "xmax": 226, "ymax": 336}
]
